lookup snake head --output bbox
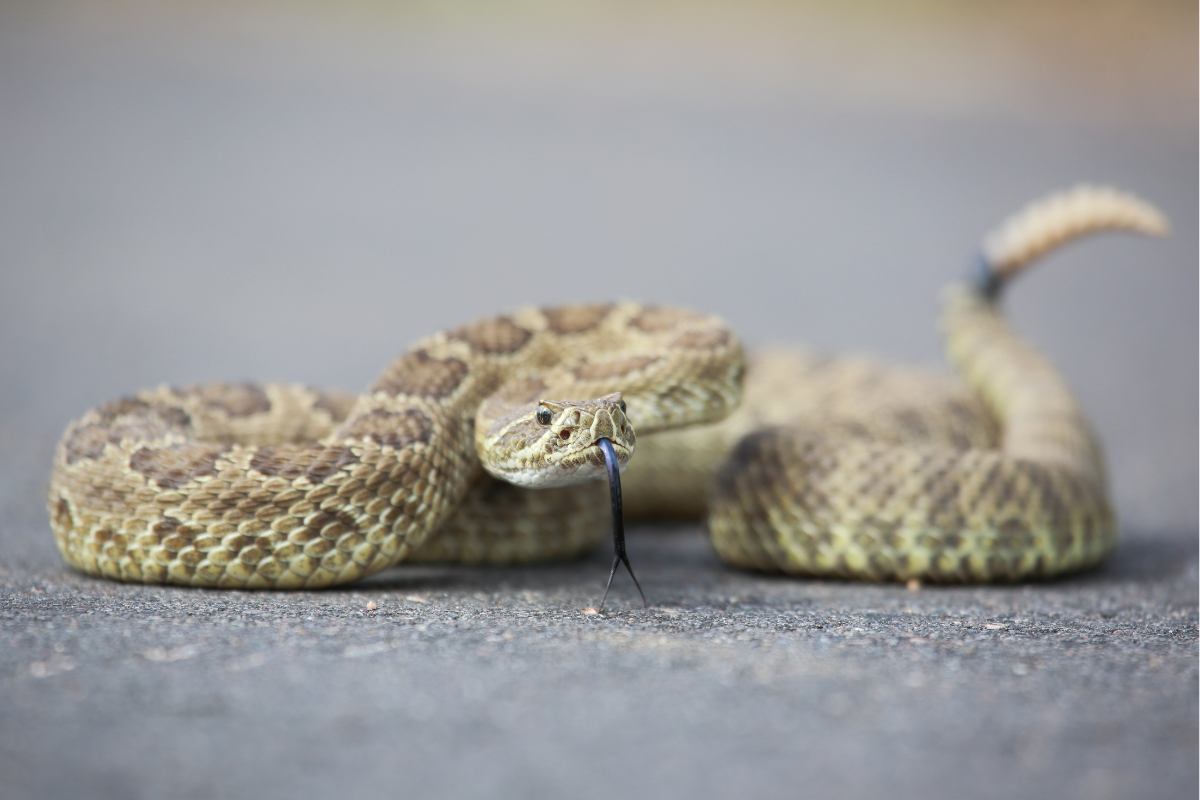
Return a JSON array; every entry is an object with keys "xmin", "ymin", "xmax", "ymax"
[{"xmin": 478, "ymin": 392, "xmax": 636, "ymax": 488}]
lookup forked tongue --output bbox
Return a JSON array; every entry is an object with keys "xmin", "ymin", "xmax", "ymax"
[{"xmin": 595, "ymin": 437, "xmax": 647, "ymax": 612}]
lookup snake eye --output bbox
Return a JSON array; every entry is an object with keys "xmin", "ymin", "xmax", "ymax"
[
  {"xmin": 618, "ymin": 399, "xmax": 627, "ymax": 413},
  {"xmin": 536, "ymin": 406, "xmax": 553, "ymax": 426}
]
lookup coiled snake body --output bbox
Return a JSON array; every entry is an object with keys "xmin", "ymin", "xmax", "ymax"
[{"xmin": 48, "ymin": 187, "xmax": 1167, "ymax": 590}]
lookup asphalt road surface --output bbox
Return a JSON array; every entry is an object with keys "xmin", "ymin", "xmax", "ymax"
[{"xmin": 1, "ymin": 4, "xmax": 1196, "ymax": 799}]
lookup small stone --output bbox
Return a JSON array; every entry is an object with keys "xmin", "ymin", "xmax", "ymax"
[
  {"xmin": 29, "ymin": 658, "xmax": 75, "ymax": 678},
  {"xmin": 365, "ymin": 601, "xmax": 377, "ymax": 612},
  {"xmin": 905, "ymin": 579, "xmax": 922, "ymax": 592},
  {"xmin": 985, "ymin": 622, "xmax": 1007, "ymax": 631},
  {"xmin": 141, "ymin": 645, "xmax": 197, "ymax": 663},
  {"xmin": 581, "ymin": 607, "xmax": 600, "ymax": 616}
]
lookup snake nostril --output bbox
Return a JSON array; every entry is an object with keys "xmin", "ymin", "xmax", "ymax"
[{"xmin": 559, "ymin": 428, "xmax": 572, "ymax": 440}]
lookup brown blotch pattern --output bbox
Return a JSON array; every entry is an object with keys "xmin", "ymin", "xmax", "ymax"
[
  {"xmin": 573, "ymin": 355, "xmax": 660, "ymax": 381},
  {"xmin": 374, "ymin": 350, "xmax": 470, "ymax": 399},
  {"xmin": 53, "ymin": 496, "xmax": 72, "ymax": 528},
  {"xmin": 63, "ymin": 423, "xmax": 115, "ymax": 464},
  {"xmin": 340, "ymin": 408, "xmax": 434, "ymax": 450},
  {"xmin": 190, "ymin": 383, "xmax": 273, "ymax": 418},
  {"xmin": 96, "ymin": 396, "xmax": 192, "ymax": 429},
  {"xmin": 671, "ymin": 327, "xmax": 732, "ymax": 350},
  {"xmin": 310, "ymin": 389, "xmax": 356, "ymax": 421},
  {"xmin": 449, "ymin": 316, "xmax": 533, "ymax": 355},
  {"xmin": 542, "ymin": 304, "xmax": 613, "ymax": 335},
  {"xmin": 249, "ymin": 445, "xmax": 360, "ymax": 484},
  {"xmin": 129, "ymin": 443, "xmax": 228, "ymax": 489},
  {"xmin": 64, "ymin": 403, "xmax": 192, "ymax": 464},
  {"xmin": 95, "ymin": 397, "xmax": 152, "ymax": 421},
  {"xmin": 630, "ymin": 306, "xmax": 705, "ymax": 334}
]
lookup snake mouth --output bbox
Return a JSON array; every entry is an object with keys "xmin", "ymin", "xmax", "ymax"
[{"xmin": 591, "ymin": 438, "xmax": 631, "ymax": 469}]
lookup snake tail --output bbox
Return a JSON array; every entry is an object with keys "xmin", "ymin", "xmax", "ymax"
[
  {"xmin": 973, "ymin": 184, "xmax": 1168, "ymax": 299},
  {"xmin": 708, "ymin": 185, "xmax": 1168, "ymax": 582}
]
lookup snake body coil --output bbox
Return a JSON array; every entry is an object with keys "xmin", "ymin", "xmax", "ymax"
[{"xmin": 48, "ymin": 186, "xmax": 1167, "ymax": 588}]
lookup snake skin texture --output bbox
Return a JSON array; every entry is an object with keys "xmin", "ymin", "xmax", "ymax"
[
  {"xmin": 48, "ymin": 185, "xmax": 1166, "ymax": 588},
  {"xmin": 626, "ymin": 185, "xmax": 1167, "ymax": 581},
  {"xmin": 49, "ymin": 305, "xmax": 743, "ymax": 588}
]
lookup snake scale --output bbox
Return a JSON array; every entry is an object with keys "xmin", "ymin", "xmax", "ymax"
[{"xmin": 48, "ymin": 186, "xmax": 1167, "ymax": 592}]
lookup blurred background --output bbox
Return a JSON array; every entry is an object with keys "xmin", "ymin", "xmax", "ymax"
[
  {"xmin": 0, "ymin": 3, "xmax": 1195, "ymax": 799},
  {"xmin": 1, "ymin": 1, "xmax": 1195, "ymax": 541}
]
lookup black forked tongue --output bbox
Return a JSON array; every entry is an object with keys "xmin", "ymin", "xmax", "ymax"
[{"xmin": 595, "ymin": 437, "xmax": 647, "ymax": 612}]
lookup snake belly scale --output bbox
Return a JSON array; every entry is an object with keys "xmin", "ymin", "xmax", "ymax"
[{"xmin": 48, "ymin": 186, "xmax": 1167, "ymax": 589}]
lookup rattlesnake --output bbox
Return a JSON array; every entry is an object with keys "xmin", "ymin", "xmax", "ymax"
[{"xmin": 48, "ymin": 186, "xmax": 1167, "ymax": 594}]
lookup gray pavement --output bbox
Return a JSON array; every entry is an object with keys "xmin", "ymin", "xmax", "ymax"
[{"xmin": 1, "ymin": 3, "xmax": 1196, "ymax": 799}]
